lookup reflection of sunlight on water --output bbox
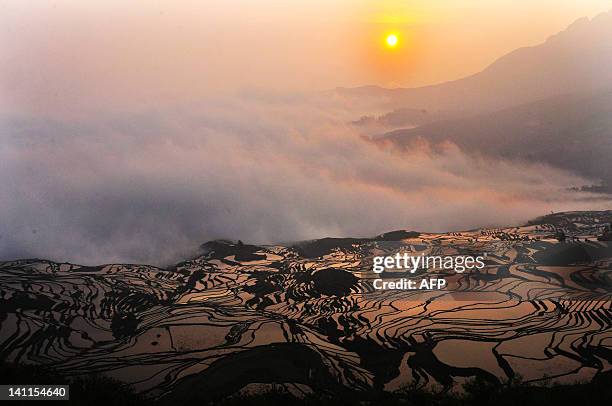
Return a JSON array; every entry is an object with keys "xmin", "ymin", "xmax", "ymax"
[{"xmin": 1, "ymin": 213, "xmax": 611, "ymax": 394}]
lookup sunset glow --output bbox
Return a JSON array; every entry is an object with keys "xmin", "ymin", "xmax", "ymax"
[{"xmin": 2, "ymin": 2, "xmax": 612, "ymax": 400}]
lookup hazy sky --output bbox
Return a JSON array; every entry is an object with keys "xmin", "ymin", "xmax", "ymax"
[
  {"xmin": 1, "ymin": 0, "xmax": 611, "ymax": 116},
  {"xmin": 1, "ymin": 1, "xmax": 611, "ymax": 265}
]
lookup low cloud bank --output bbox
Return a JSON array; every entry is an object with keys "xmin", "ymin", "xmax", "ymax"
[{"xmin": 0, "ymin": 93, "xmax": 608, "ymax": 265}]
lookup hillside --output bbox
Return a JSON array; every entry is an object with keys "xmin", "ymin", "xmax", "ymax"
[
  {"xmin": 379, "ymin": 90, "xmax": 612, "ymax": 192},
  {"xmin": 338, "ymin": 10, "xmax": 612, "ymax": 114},
  {"xmin": 1, "ymin": 211, "xmax": 611, "ymax": 400}
]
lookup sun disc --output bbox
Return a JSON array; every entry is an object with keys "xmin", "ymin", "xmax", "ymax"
[{"xmin": 386, "ymin": 34, "xmax": 398, "ymax": 47}]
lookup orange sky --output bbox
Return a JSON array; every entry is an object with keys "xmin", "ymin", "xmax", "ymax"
[{"xmin": 1, "ymin": 1, "xmax": 611, "ymax": 114}]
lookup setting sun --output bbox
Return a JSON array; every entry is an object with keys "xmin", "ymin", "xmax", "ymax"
[{"xmin": 386, "ymin": 34, "xmax": 398, "ymax": 47}]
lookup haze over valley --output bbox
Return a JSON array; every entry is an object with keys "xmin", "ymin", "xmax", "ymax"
[{"xmin": 1, "ymin": 3, "xmax": 611, "ymax": 265}]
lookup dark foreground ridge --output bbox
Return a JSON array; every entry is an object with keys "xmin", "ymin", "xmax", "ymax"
[
  {"xmin": 0, "ymin": 211, "xmax": 611, "ymax": 403},
  {"xmin": 2, "ymin": 361, "xmax": 612, "ymax": 405}
]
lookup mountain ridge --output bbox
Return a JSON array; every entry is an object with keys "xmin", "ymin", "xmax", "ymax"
[
  {"xmin": 377, "ymin": 89, "xmax": 612, "ymax": 192},
  {"xmin": 4, "ymin": 211, "xmax": 611, "ymax": 269},
  {"xmin": 337, "ymin": 10, "xmax": 612, "ymax": 114}
]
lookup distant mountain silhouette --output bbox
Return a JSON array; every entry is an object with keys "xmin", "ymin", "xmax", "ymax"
[
  {"xmin": 379, "ymin": 90, "xmax": 612, "ymax": 192},
  {"xmin": 338, "ymin": 10, "xmax": 612, "ymax": 114}
]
